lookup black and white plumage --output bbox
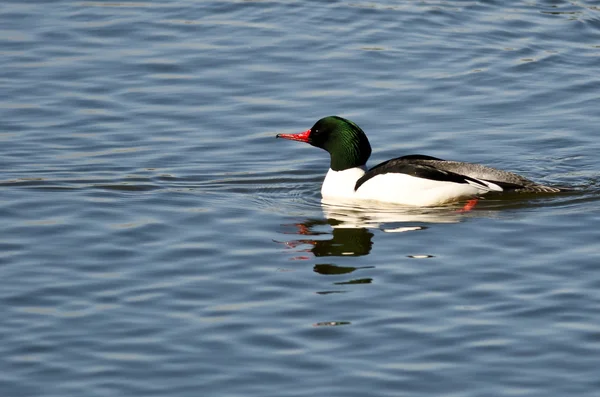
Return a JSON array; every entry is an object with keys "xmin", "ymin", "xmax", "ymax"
[
  {"xmin": 277, "ymin": 117, "xmax": 568, "ymax": 206},
  {"xmin": 355, "ymin": 155, "xmax": 563, "ymax": 194}
]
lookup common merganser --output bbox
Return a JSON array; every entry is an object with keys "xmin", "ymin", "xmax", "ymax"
[{"xmin": 276, "ymin": 116, "xmax": 567, "ymax": 207}]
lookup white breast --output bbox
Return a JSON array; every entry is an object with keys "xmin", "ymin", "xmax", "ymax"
[{"xmin": 320, "ymin": 167, "xmax": 366, "ymax": 200}]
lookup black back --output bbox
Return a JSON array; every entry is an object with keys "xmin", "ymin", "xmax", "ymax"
[{"xmin": 354, "ymin": 155, "xmax": 489, "ymax": 191}]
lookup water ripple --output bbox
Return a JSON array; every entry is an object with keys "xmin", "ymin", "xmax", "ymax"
[{"xmin": 2, "ymin": 0, "xmax": 600, "ymax": 396}]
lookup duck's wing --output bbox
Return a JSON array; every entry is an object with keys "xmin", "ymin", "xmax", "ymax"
[
  {"xmin": 359, "ymin": 154, "xmax": 568, "ymax": 193},
  {"xmin": 354, "ymin": 155, "xmax": 503, "ymax": 193},
  {"xmin": 413, "ymin": 159, "xmax": 568, "ymax": 193}
]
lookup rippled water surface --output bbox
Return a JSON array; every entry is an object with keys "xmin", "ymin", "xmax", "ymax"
[{"xmin": 2, "ymin": 1, "xmax": 600, "ymax": 396}]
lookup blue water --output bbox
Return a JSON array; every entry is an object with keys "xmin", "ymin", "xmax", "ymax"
[{"xmin": 2, "ymin": 1, "xmax": 600, "ymax": 396}]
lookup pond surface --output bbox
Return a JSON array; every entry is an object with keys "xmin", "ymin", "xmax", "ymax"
[{"xmin": 2, "ymin": 1, "xmax": 600, "ymax": 396}]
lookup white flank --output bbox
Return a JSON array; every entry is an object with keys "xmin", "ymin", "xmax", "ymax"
[{"xmin": 321, "ymin": 168, "xmax": 494, "ymax": 206}]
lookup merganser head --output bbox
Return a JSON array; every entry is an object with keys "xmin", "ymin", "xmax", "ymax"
[{"xmin": 276, "ymin": 116, "xmax": 372, "ymax": 171}]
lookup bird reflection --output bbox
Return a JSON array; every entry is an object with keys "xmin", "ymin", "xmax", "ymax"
[
  {"xmin": 313, "ymin": 225, "xmax": 374, "ymax": 257},
  {"xmin": 277, "ymin": 201, "xmax": 465, "ymax": 261},
  {"xmin": 313, "ymin": 264, "xmax": 373, "ymax": 275},
  {"xmin": 275, "ymin": 201, "xmax": 474, "ymax": 315},
  {"xmin": 320, "ymin": 198, "xmax": 464, "ymax": 230},
  {"xmin": 277, "ymin": 218, "xmax": 374, "ymax": 259}
]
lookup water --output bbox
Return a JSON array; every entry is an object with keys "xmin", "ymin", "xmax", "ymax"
[{"xmin": 2, "ymin": 1, "xmax": 600, "ymax": 396}]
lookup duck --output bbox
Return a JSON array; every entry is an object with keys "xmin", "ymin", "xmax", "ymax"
[{"xmin": 276, "ymin": 116, "xmax": 567, "ymax": 207}]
